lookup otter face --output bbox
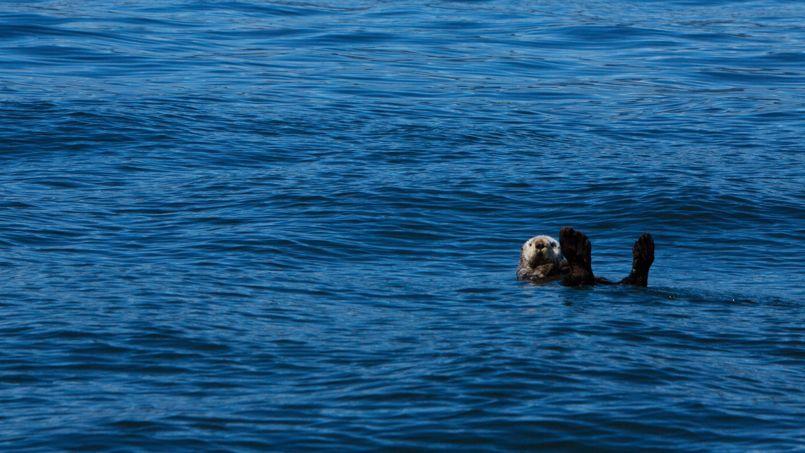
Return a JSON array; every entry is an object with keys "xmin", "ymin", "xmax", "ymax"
[{"xmin": 520, "ymin": 235, "xmax": 561, "ymax": 268}]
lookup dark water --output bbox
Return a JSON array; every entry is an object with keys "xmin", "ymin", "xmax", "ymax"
[{"xmin": 1, "ymin": 0, "xmax": 804, "ymax": 449}]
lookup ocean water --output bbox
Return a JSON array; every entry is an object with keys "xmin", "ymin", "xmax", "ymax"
[{"xmin": 1, "ymin": 0, "xmax": 804, "ymax": 449}]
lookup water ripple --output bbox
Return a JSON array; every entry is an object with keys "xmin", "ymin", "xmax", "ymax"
[{"xmin": 1, "ymin": 0, "xmax": 804, "ymax": 450}]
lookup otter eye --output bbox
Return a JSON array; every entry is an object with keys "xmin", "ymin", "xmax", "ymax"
[{"xmin": 551, "ymin": 242, "xmax": 557, "ymax": 247}]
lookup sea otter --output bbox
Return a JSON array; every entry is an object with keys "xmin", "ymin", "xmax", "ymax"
[
  {"xmin": 516, "ymin": 235, "xmax": 565, "ymax": 283},
  {"xmin": 517, "ymin": 227, "xmax": 655, "ymax": 287}
]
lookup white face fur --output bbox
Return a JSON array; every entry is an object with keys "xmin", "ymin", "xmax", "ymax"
[{"xmin": 521, "ymin": 235, "xmax": 561, "ymax": 267}]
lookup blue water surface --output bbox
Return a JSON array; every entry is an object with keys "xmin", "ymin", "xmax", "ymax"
[{"xmin": 1, "ymin": 0, "xmax": 804, "ymax": 450}]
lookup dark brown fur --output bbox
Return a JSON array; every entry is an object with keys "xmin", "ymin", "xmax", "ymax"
[{"xmin": 558, "ymin": 227, "xmax": 654, "ymax": 287}]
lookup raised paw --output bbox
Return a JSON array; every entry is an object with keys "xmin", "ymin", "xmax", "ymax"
[
  {"xmin": 559, "ymin": 227, "xmax": 595, "ymax": 286},
  {"xmin": 621, "ymin": 233, "xmax": 654, "ymax": 287}
]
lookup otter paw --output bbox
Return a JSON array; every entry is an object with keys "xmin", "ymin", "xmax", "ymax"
[
  {"xmin": 623, "ymin": 233, "xmax": 654, "ymax": 287},
  {"xmin": 559, "ymin": 227, "xmax": 595, "ymax": 286},
  {"xmin": 633, "ymin": 233, "xmax": 654, "ymax": 272}
]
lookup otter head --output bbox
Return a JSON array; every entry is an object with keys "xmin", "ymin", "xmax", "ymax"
[{"xmin": 519, "ymin": 235, "xmax": 562, "ymax": 269}]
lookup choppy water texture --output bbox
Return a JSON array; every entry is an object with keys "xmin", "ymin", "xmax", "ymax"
[{"xmin": 1, "ymin": 0, "xmax": 804, "ymax": 450}]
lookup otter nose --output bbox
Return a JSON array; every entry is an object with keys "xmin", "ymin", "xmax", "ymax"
[{"xmin": 535, "ymin": 243, "xmax": 545, "ymax": 250}]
